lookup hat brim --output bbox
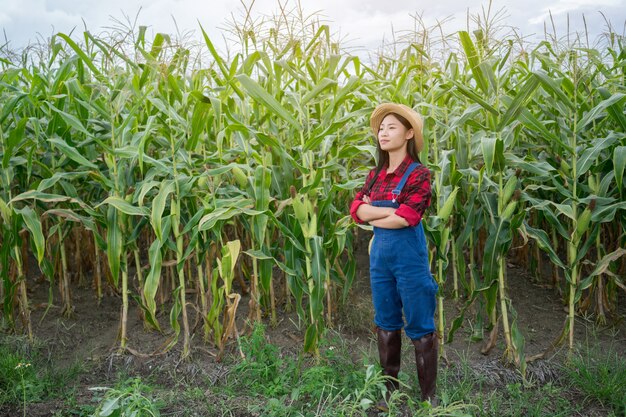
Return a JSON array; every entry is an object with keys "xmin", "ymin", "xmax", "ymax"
[{"xmin": 370, "ymin": 103, "xmax": 424, "ymax": 152}]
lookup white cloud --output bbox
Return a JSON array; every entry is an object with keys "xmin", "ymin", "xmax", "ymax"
[
  {"xmin": 1, "ymin": 0, "xmax": 624, "ymax": 51},
  {"xmin": 529, "ymin": 0, "xmax": 622, "ymax": 24}
]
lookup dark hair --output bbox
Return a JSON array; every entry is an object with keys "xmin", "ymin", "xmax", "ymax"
[{"xmin": 366, "ymin": 112, "xmax": 421, "ymax": 194}]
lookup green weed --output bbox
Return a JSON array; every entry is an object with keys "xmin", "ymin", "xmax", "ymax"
[
  {"xmin": 0, "ymin": 338, "xmax": 82, "ymax": 406},
  {"xmin": 89, "ymin": 377, "xmax": 162, "ymax": 417},
  {"xmin": 565, "ymin": 341, "xmax": 626, "ymax": 415}
]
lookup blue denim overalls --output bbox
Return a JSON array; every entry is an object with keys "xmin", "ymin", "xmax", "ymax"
[{"xmin": 369, "ymin": 162, "xmax": 438, "ymax": 340}]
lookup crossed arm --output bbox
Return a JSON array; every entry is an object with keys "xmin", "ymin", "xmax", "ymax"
[{"xmin": 355, "ymin": 195, "xmax": 409, "ymax": 229}]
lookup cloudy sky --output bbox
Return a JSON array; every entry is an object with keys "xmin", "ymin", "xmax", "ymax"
[{"xmin": 2, "ymin": 0, "xmax": 625, "ymax": 54}]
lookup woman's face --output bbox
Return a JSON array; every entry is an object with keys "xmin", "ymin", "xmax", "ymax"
[{"xmin": 377, "ymin": 114, "xmax": 413, "ymax": 154}]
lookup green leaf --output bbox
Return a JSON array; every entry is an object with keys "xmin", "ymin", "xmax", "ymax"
[
  {"xmin": 43, "ymin": 209, "xmax": 96, "ymax": 231},
  {"xmin": 37, "ymin": 171, "xmax": 92, "ymax": 192},
  {"xmin": 518, "ymin": 108, "xmax": 572, "ymax": 152},
  {"xmin": 99, "ymin": 196, "xmax": 149, "ymax": 216},
  {"xmin": 16, "ymin": 206, "xmax": 45, "ymax": 264},
  {"xmin": 458, "ymin": 31, "xmax": 489, "ymax": 95},
  {"xmin": 220, "ymin": 240, "xmax": 241, "ymax": 294},
  {"xmin": 10, "ymin": 190, "xmax": 88, "ymax": 209},
  {"xmin": 150, "ymin": 32, "xmax": 169, "ymax": 58},
  {"xmin": 481, "ymin": 138, "xmax": 503, "ymax": 174},
  {"xmin": 235, "ymin": 74, "xmax": 301, "ymax": 130},
  {"xmin": 198, "ymin": 206, "xmax": 241, "ymax": 231},
  {"xmin": 180, "ymin": 208, "xmax": 205, "ymax": 236},
  {"xmin": 151, "ymin": 180, "xmax": 175, "ymax": 241},
  {"xmin": 597, "ymin": 88, "xmax": 626, "ymax": 130},
  {"xmin": 533, "ymin": 70, "xmax": 575, "ymax": 110},
  {"xmin": 482, "ymin": 138, "xmax": 496, "ymax": 175},
  {"xmin": 47, "ymin": 104, "xmax": 91, "ymax": 137},
  {"xmin": 578, "ymin": 93, "xmax": 626, "ymax": 132},
  {"xmin": 199, "ymin": 25, "xmax": 229, "ymax": 78},
  {"xmin": 522, "ymin": 195, "xmax": 569, "ymax": 239},
  {"xmin": 98, "ymin": 395, "xmax": 122, "ymax": 416},
  {"xmin": 3, "ymin": 118, "xmax": 27, "ymax": 169},
  {"xmin": 482, "ymin": 219, "xmax": 510, "ymax": 283},
  {"xmin": 243, "ymin": 249, "xmax": 273, "ymax": 260},
  {"xmin": 269, "ymin": 213, "xmax": 307, "ymax": 252},
  {"xmin": 551, "ymin": 202, "xmax": 575, "ymax": 221},
  {"xmin": 577, "ymin": 248, "xmax": 626, "ymax": 295},
  {"xmin": 447, "ymin": 288, "xmax": 482, "ymax": 343},
  {"xmin": 56, "ymin": 33, "xmax": 104, "ymax": 80},
  {"xmin": 613, "ymin": 146, "xmax": 626, "ymax": 190},
  {"xmin": 143, "ymin": 238, "xmax": 163, "ymax": 331},
  {"xmin": 252, "ymin": 166, "xmax": 271, "ymax": 244},
  {"xmin": 0, "ymin": 197, "xmax": 11, "ymax": 224},
  {"xmin": 0, "ymin": 93, "xmax": 27, "ymax": 125},
  {"xmin": 303, "ymin": 322, "xmax": 320, "ymax": 353},
  {"xmin": 309, "ymin": 235, "xmax": 325, "ymax": 319},
  {"xmin": 575, "ymin": 134, "xmax": 618, "ymax": 178},
  {"xmin": 301, "ymin": 78, "xmax": 337, "ymax": 105},
  {"xmin": 591, "ymin": 201, "xmax": 626, "ymax": 223},
  {"xmin": 497, "ymin": 75, "xmax": 540, "ymax": 129},
  {"xmin": 106, "ymin": 206, "xmax": 122, "ymax": 287},
  {"xmin": 450, "ymin": 80, "xmax": 498, "ymax": 115},
  {"xmin": 506, "ymin": 154, "xmax": 556, "ymax": 176},
  {"xmin": 521, "ymin": 222, "xmax": 565, "ymax": 269}
]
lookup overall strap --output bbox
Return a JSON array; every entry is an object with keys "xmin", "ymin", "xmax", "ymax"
[{"xmin": 392, "ymin": 162, "xmax": 420, "ymax": 203}]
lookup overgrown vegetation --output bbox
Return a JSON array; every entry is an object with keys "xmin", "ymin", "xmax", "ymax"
[
  {"xmin": 1, "ymin": 325, "xmax": 625, "ymax": 415},
  {"xmin": 565, "ymin": 340, "xmax": 626, "ymax": 415},
  {"xmin": 178, "ymin": 323, "xmax": 478, "ymax": 416},
  {"xmin": 90, "ymin": 377, "xmax": 163, "ymax": 417},
  {"xmin": 0, "ymin": 337, "xmax": 81, "ymax": 407}
]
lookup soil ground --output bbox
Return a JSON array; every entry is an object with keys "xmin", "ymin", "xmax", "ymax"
[{"xmin": 1, "ymin": 228, "xmax": 625, "ymax": 416}]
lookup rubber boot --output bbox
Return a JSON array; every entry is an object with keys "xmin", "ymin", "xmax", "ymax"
[
  {"xmin": 376, "ymin": 328, "xmax": 402, "ymax": 412},
  {"xmin": 412, "ymin": 332, "xmax": 438, "ymax": 406}
]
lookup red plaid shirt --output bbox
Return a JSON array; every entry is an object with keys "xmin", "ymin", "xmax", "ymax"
[{"xmin": 350, "ymin": 155, "xmax": 431, "ymax": 227}]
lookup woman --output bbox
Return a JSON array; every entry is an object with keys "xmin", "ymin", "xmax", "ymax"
[{"xmin": 350, "ymin": 103, "xmax": 439, "ymax": 410}]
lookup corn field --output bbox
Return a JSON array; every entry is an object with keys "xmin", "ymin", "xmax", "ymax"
[{"xmin": 1, "ymin": 6, "xmax": 625, "ymax": 372}]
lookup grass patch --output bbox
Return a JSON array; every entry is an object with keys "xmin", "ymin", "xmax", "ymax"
[
  {"xmin": 435, "ymin": 352, "xmax": 580, "ymax": 416},
  {"xmin": 212, "ymin": 323, "xmax": 478, "ymax": 416},
  {"xmin": 565, "ymin": 339, "xmax": 626, "ymax": 415},
  {"xmin": 0, "ymin": 336, "xmax": 82, "ymax": 407}
]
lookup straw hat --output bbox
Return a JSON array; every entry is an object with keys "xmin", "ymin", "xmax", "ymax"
[{"xmin": 370, "ymin": 103, "xmax": 424, "ymax": 152}]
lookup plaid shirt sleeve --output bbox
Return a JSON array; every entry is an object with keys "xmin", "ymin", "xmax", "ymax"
[
  {"xmin": 350, "ymin": 169, "xmax": 376, "ymax": 224},
  {"xmin": 394, "ymin": 166, "xmax": 431, "ymax": 227}
]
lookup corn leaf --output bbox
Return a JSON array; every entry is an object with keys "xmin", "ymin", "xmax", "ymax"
[
  {"xmin": 99, "ymin": 196, "xmax": 149, "ymax": 216},
  {"xmin": 151, "ymin": 180, "xmax": 175, "ymax": 241},
  {"xmin": 613, "ymin": 146, "xmax": 626, "ymax": 190},
  {"xmin": 533, "ymin": 70, "xmax": 575, "ymax": 110},
  {"xmin": 521, "ymin": 222, "xmax": 565, "ymax": 269},
  {"xmin": 458, "ymin": 31, "xmax": 489, "ymax": 95},
  {"xmin": 143, "ymin": 238, "xmax": 164, "ymax": 331},
  {"xmin": 106, "ymin": 206, "xmax": 122, "ymax": 286},
  {"xmin": 578, "ymin": 93, "xmax": 626, "ymax": 132},
  {"xmin": 576, "ymin": 248, "xmax": 626, "ymax": 302},
  {"xmin": 56, "ymin": 33, "xmax": 104, "ymax": 80},
  {"xmin": 576, "ymin": 133, "xmax": 619, "ymax": 178},
  {"xmin": 47, "ymin": 104, "xmax": 91, "ymax": 137},
  {"xmin": 235, "ymin": 74, "xmax": 301, "ymax": 130},
  {"xmin": 15, "ymin": 207, "xmax": 45, "ymax": 264},
  {"xmin": 3, "ymin": 118, "xmax": 27, "ymax": 169},
  {"xmin": 497, "ymin": 75, "xmax": 540, "ymax": 129}
]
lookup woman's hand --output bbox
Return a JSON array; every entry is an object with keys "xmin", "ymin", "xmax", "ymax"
[
  {"xmin": 369, "ymin": 214, "xmax": 409, "ymax": 229},
  {"xmin": 356, "ymin": 198, "xmax": 395, "ymax": 222}
]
